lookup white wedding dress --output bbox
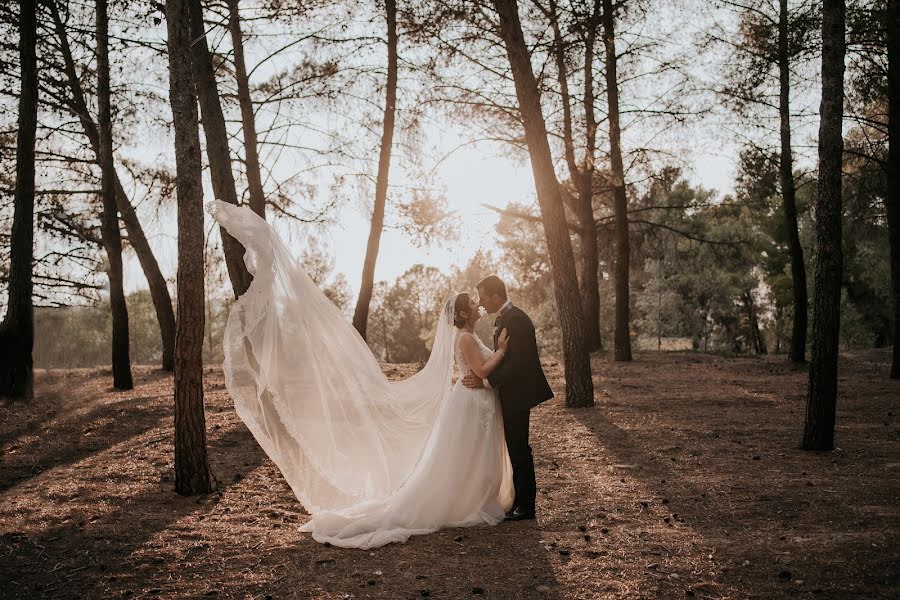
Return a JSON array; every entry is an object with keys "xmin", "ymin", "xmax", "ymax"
[{"xmin": 208, "ymin": 200, "xmax": 513, "ymax": 549}]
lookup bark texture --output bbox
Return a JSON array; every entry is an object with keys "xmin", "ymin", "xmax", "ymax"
[
  {"xmin": 166, "ymin": 0, "xmax": 212, "ymax": 495},
  {"xmin": 0, "ymin": 0, "xmax": 38, "ymax": 399},
  {"xmin": 188, "ymin": 0, "xmax": 252, "ymax": 298},
  {"xmin": 96, "ymin": 0, "xmax": 133, "ymax": 390},
  {"xmin": 226, "ymin": 0, "xmax": 266, "ymax": 220},
  {"xmin": 492, "ymin": 0, "xmax": 594, "ymax": 407},
  {"xmin": 601, "ymin": 0, "xmax": 632, "ymax": 361},
  {"xmin": 352, "ymin": 0, "xmax": 398, "ymax": 341},
  {"xmin": 778, "ymin": 0, "xmax": 808, "ymax": 363},
  {"xmin": 802, "ymin": 0, "xmax": 845, "ymax": 451}
]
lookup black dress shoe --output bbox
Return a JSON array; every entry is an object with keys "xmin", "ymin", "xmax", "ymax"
[{"xmin": 504, "ymin": 506, "xmax": 536, "ymax": 521}]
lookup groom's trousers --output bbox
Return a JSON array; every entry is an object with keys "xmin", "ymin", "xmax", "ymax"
[{"xmin": 501, "ymin": 406, "xmax": 536, "ymax": 511}]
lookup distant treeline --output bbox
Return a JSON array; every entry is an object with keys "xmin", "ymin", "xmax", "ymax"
[{"xmin": 35, "ymin": 164, "xmax": 892, "ymax": 368}]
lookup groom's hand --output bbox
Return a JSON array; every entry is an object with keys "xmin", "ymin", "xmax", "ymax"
[{"xmin": 462, "ymin": 373, "xmax": 485, "ymax": 389}]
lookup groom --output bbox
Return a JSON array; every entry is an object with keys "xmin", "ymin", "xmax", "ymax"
[{"xmin": 463, "ymin": 275, "xmax": 553, "ymax": 521}]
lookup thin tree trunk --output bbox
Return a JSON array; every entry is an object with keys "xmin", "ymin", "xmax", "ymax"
[
  {"xmin": 0, "ymin": 0, "xmax": 38, "ymax": 399},
  {"xmin": 205, "ymin": 281, "xmax": 214, "ymax": 361},
  {"xmin": 744, "ymin": 291, "xmax": 754, "ymax": 354},
  {"xmin": 113, "ymin": 177, "xmax": 176, "ymax": 370},
  {"xmin": 601, "ymin": 0, "xmax": 632, "ymax": 361},
  {"xmin": 546, "ymin": 0, "xmax": 603, "ymax": 352},
  {"xmin": 754, "ymin": 305, "xmax": 768, "ymax": 355},
  {"xmin": 802, "ymin": 0, "xmax": 845, "ymax": 451},
  {"xmin": 382, "ymin": 308, "xmax": 391, "ymax": 362},
  {"xmin": 656, "ymin": 277, "xmax": 662, "ymax": 352},
  {"xmin": 887, "ymin": 0, "xmax": 900, "ymax": 378},
  {"xmin": 188, "ymin": 0, "xmax": 252, "ymax": 298},
  {"xmin": 96, "ymin": 0, "xmax": 133, "ymax": 390},
  {"xmin": 578, "ymin": 3, "xmax": 602, "ymax": 353},
  {"xmin": 352, "ymin": 0, "xmax": 398, "ymax": 341},
  {"xmin": 779, "ymin": 0, "xmax": 808, "ymax": 363},
  {"xmin": 165, "ymin": 0, "xmax": 212, "ymax": 495},
  {"xmin": 49, "ymin": 1, "xmax": 176, "ymax": 371},
  {"xmin": 745, "ymin": 290, "xmax": 767, "ymax": 355},
  {"xmin": 493, "ymin": 0, "xmax": 594, "ymax": 407},
  {"xmin": 704, "ymin": 306, "xmax": 709, "ymax": 351},
  {"xmin": 226, "ymin": 0, "xmax": 265, "ymax": 219}
]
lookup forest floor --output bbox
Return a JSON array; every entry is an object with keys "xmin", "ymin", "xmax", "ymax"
[{"xmin": 0, "ymin": 350, "xmax": 897, "ymax": 600}]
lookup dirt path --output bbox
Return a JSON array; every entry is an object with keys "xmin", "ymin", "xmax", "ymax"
[{"xmin": 1, "ymin": 351, "xmax": 897, "ymax": 599}]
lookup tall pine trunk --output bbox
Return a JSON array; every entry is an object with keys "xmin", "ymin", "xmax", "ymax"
[
  {"xmin": 96, "ymin": 0, "xmax": 133, "ymax": 390},
  {"xmin": 114, "ymin": 177, "xmax": 176, "ymax": 371},
  {"xmin": 49, "ymin": 1, "xmax": 176, "ymax": 371},
  {"xmin": 188, "ymin": 0, "xmax": 252, "ymax": 298},
  {"xmin": 779, "ymin": 0, "xmax": 808, "ymax": 363},
  {"xmin": 492, "ymin": 0, "xmax": 594, "ymax": 407},
  {"xmin": 226, "ymin": 0, "xmax": 265, "ymax": 220},
  {"xmin": 802, "ymin": 0, "xmax": 845, "ymax": 451},
  {"xmin": 578, "ymin": 5, "xmax": 602, "ymax": 353},
  {"xmin": 165, "ymin": 0, "xmax": 212, "ymax": 495},
  {"xmin": 352, "ymin": 0, "xmax": 397, "ymax": 341},
  {"xmin": 887, "ymin": 0, "xmax": 899, "ymax": 379},
  {"xmin": 0, "ymin": 0, "xmax": 38, "ymax": 399},
  {"xmin": 601, "ymin": 0, "xmax": 632, "ymax": 362},
  {"xmin": 547, "ymin": 0, "xmax": 602, "ymax": 352},
  {"xmin": 576, "ymin": 177, "xmax": 602, "ymax": 351}
]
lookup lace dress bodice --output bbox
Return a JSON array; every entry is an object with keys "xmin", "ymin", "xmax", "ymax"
[{"xmin": 454, "ymin": 332, "xmax": 494, "ymax": 376}]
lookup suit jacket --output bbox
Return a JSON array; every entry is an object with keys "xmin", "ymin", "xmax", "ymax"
[{"xmin": 487, "ymin": 304, "xmax": 554, "ymax": 411}]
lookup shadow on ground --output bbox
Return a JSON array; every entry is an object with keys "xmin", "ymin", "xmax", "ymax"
[{"xmin": 1, "ymin": 353, "xmax": 897, "ymax": 599}]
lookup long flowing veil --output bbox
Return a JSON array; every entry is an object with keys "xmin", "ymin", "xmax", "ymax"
[{"xmin": 208, "ymin": 200, "xmax": 459, "ymax": 514}]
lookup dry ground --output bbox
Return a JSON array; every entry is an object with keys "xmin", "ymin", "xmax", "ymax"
[{"xmin": 0, "ymin": 350, "xmax": 897, "ymax": 599}]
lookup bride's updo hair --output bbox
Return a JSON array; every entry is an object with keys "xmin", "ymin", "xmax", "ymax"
[{"xmin": 453, "ymin": 293, "xmax": 471, "ymax": 328}]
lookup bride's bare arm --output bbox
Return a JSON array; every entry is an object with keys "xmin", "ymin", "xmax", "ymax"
[{"xmin": 459, "ymin": 331, "xmax": 509, "ymax": 379}]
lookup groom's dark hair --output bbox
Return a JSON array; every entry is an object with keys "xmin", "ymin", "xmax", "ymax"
[{"xmin": 476, "ymin": 275, "xmax": 507, "ymax": 300}]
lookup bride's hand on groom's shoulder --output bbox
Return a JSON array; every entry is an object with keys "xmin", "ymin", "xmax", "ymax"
[{"xmin": 498, "ymin": 329, "xmax": 510, "ymax": 353}]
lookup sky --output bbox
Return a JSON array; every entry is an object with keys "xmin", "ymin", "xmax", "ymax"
[
  {"xmin": 121, "ymin": 125, "xmax": 740, "ymax": 298},
  {"xmin": 110, "ymin": 1, "xmax": 752, "ymax": 300},
  {"xmin": 313, "ymin": 134, "xmax": 738, "ymax": 297}
]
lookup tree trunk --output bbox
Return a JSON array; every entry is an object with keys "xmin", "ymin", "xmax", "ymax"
[
  {"xmin": 547, "ymin": 0, "xmax": 603, "ymax": 352},
  {"xmin": 165, "ymin": 0, "xmax": 212, "ymax": 495},
  {"xmin": 887, "ymin": 0, "xmax": 899, "ymax": 378},
  {"xmin": 188, "ymin": 0, "xmax": 252, "ymax": 298},
  {"xmin": 114, "ymin": 177, "xmax": 177, "ymax": 371},
  {"xmin": 779, "ymin": 0, "xmax": 808, "ymax": 363},
  {"xmin": 576, "ymin": 180, "xmax": 602, "ymax": 351},
  {"xmin": 579, "ymin": 5, "xmax": 602, "ymax": 353},
  {"xmin": 492, "ymin": 0, "xmax": 594, "ymax": 407},
  {"xmin": 352, "ymin": 0, "xmax": 398, "ymax": 341},
  {"xmin": 49, "ymin": 1, "xmax": 176, "ymax": 371},
  {"xmin": 0, "ymin": 0, "xmax": 38, "ymax": 399},
  {"xmin": 226, "ymin": 0, "xmax": 265, "ymax": 220},
  {"xmin": 802, "ymin": 0, "xmax": 845, "ymax": 452},
  {"xmin": 703, "ymin": 305, "xmax": 710, "ymax": 351},
  {"xmin": 601, "ymin": 0, "xmax": 632, "ymax": 361},
  {"xmin": 96, "ymin": 0, "xmax": 133, "ymax": 390},
  {"xmin": 382, "ymin": 307, "xmax": 391, "ymax": 362},
  {"xmin": 656, "ymin": 279, "xmax": 662, "ymax": 352},
  {"xmin": 745, "ymin": 290, "xmax": 767, "ymax": 355}
]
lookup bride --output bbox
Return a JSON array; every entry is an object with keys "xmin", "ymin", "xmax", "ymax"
[{"xmin": 208, "ymin": 200, "xmax": 514, "ymax": 549}]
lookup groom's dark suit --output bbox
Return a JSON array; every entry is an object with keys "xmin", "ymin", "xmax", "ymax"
[{"xmin": 487, "ymin": 302, "xmax": 553, "ymax": 512}]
